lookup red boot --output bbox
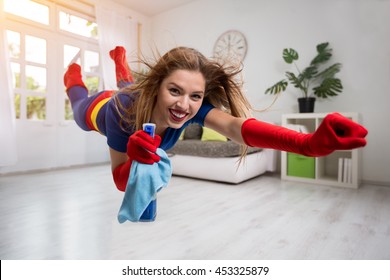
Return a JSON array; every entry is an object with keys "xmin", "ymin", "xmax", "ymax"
[
  {"xmin": 64, "ymin": 63, "xmax": 87, "ymax": 93},
  {"xmin": 109, "ymin": 46, "xmax": 134, "ymax": 86}
]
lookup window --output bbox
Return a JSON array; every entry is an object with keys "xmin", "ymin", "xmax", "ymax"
[
  {"xmin": 4, "ymin": 0, "xmax": 100, "ymax": 121},
  {"xmin": 4, "ymin": 0, "xmax": 49, "ymax": 25},
  {"xmin": 7, "ymin": 31, "xmax": 47, "ymax": 120},
  {"xmin": 59, "ymin": 11, "xmax": 98, "ymax": 39},
  {"xmin": 62, "ymin": 45, "xmax": 101, "ymax": 120},
  {"xmin": 26, "ymin": 35, "xmax": 47, "ymax": 64}
]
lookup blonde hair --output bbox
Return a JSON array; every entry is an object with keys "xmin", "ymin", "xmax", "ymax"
[{"xmin": 115, "ymin": 47, "xmax": 253, "ymax": 158}]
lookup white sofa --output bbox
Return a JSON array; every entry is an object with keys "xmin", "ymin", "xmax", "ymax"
[{"xmin": 167, "ymin": 124, "xmax": 277, "ymax": 184}]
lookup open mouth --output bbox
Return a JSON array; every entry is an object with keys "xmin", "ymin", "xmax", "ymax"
[{"xmin": 169, "ymin": 109, "xmax": 188, "ymax": 122}]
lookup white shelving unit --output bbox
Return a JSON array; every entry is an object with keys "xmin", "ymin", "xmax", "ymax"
[{"xmin": 281, "ymin": 112, "xmax": 362, "ymax": 189}]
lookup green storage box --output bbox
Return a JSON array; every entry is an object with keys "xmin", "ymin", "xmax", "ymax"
[{"xmin": 287, "ymin": 153, "xmax": 315, "ymax": 179}]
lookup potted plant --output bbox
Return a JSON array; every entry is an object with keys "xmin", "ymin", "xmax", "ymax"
[{"xmin": 265, "ymin": 42, "xmax": 343, "ymax": 113}]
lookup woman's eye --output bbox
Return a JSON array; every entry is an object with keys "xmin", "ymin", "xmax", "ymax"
[
  {"xmin": 169, "ymin": 88, "xmax": 180, "ymax": 95},
  {"xmin": 191, "ymin": 94, "xmax": 203, "ymax": 101}
]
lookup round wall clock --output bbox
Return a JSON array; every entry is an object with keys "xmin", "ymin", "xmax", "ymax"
[{"xmin": 213, "ymin": 30, "xmax": 248, "ymax": 63}]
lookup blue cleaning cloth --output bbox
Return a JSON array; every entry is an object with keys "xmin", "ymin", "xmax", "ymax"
[{"xmin": 118, "ymin": 148, "xmax": 172, "ymax": 223}]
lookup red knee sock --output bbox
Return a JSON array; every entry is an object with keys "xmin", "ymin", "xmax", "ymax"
[
  {"xmin": 64, "ymin": 63, "xmax": 87, "ymax": 93},
  {"xmin": 109, "ymin": 46, "xmax": 134, "ymax": 86}
]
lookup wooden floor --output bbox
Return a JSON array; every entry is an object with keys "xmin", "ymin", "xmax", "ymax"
[{"xmin": 1, "ymin": 164, "xmax": 389, "ymax": 260}]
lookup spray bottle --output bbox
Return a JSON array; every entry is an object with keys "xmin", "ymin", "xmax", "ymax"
[{"xmin": 139, "ymin": 123, "xmax": 157, "ymax": 222}]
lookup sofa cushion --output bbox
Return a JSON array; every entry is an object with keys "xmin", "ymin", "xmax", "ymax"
[
  {"xmin": 183, "ymin": 123, "xmax": 202, "ymax": 140},
  {"xmin": 167, "ymin": 139, "xmax": 262, "ymax": 158},
  {"xmin": 201, "ymin": 127, "xmax": 228, "ymax": 142}
]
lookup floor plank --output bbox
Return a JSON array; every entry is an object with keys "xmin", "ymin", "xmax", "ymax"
[{"xmin": 1, "ymin": 164, "xmax": 389, "ymax": 259}]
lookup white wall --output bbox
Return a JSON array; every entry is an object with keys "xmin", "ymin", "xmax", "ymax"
[{"xmin": 150, "ymin": 0, "xmax": 390, "ymax": 185}]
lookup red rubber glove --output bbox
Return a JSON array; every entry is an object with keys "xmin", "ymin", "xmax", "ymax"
[
  {"xmin": 64, "ymin": 63, "xmax": 87, "ymax": 92},
  {"xmin": 112, "ymin": 131, "xmax": 161, "ymax": 192},
  {"xmin": 241, "ymin": 112, "xmax": 367, "ymax": 157}
]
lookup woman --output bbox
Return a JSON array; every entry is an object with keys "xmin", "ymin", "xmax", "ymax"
[{"xmin": 64, "ymin": 46, "xmax": 367, "ymax": 192}]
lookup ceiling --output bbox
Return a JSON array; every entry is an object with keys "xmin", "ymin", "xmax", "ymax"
[{"xmin": 110, "ymin": 0, "xmax": 199, "ymax": 16}]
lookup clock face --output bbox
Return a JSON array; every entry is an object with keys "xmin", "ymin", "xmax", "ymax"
[{"xmin": 213, "ymin": 30, "xmax": 247, "ymax": 63}]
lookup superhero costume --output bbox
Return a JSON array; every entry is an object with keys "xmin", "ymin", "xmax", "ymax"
[
  {"xmin": 66, "ymin": 84, "xmax": 213, "ymax": 152},
  {"xmin": 64, "ymin": 46, "xmax": 368, "ymax": 192},
  {"xmin": 64, "ymin": 47, "xmax": 214, "ymax": 191}
]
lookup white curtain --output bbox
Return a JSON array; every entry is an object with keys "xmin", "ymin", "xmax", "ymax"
[
  {"xmin": 95, "ymin": 3, "xmax": 138, "ymax": 90},
  {"xmin": 0, "ymin": 8, "xmax": 18, "ymax": 167}
]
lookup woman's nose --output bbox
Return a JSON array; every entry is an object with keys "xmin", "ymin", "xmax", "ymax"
[{"xmin": 177, "ymin": 95, "xmax": 189, "ymax": 109}]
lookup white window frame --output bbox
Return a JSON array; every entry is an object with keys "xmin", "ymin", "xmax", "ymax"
[{"xmin": 4, "ymin": 0, "xmax": 101, "ymax": 123}]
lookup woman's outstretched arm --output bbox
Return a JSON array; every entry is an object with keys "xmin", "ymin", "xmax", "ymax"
[{"xmin": 204, "ymin": 109, "xmax": 368, "ymax": 157}]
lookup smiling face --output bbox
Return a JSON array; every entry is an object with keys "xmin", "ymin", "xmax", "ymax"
[{"xmin": 151, "ymin": 69, "xmax": 205, "ymax": 133}]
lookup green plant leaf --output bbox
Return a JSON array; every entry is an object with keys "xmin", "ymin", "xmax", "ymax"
[
  {"xmin": 311, "ymin": 42, "xmax": 332, "ymax": 65},
  {"xmin": 265, "ymin": 80, "xmax": 288, "ymax": 94},
  {"xmin": 313, "ymin": 78, "xmax": 343, "ymax": 98},
  {"xmin": 315, "ymin": 63, "xmax": 341, "ymax": 79},
  {"xmin": 285, "ymin": 71, "xmax": 306, "ymax": 91},
  {"xmin": 316, "ymin": 42, "xmax": 329, "ymax": 53},
  {"xmin": 300, "ymin": 66, "xmax": 318, "ymax": 80},
  {"xmin": 283, "ymin": 48, "xmax": 299, "ymax": 64}
]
